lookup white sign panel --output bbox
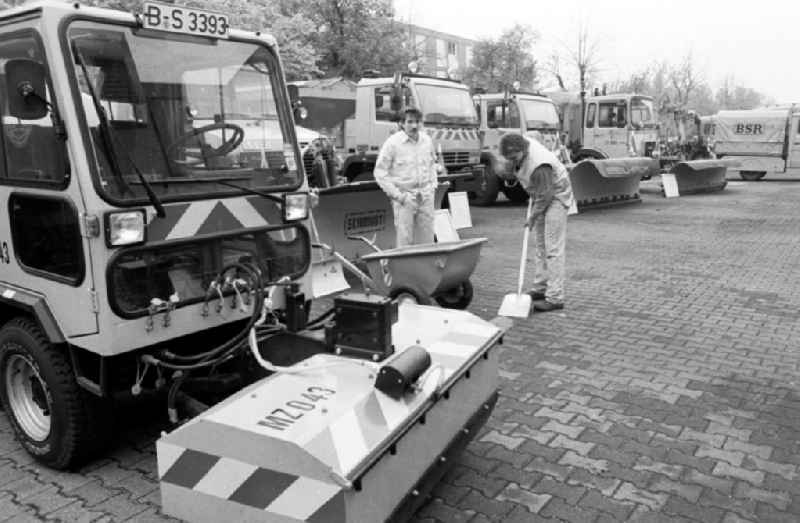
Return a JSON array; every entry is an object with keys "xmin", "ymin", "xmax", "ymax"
[
  {"xmin": 661, "ymin": 173, "xmax": 680, "ymax": 198},
  {"xmin": 447, "ymin": 191, "xmax": 472, "ymax": 229}
]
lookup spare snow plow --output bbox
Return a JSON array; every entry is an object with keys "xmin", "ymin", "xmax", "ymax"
[
  {"xmin": 157, "ymin": 302, "xmax": 503, "ymax": 523},
  {"xmin": 569, "ymin": 158, "xmax": 656, "ymax": 209},
  {"xmin": 667, "ymin": 159, "xmax": 729, "ymax": 194}
]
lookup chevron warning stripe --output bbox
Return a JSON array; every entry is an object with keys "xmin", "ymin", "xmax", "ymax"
[
  {"xmin": 147, "ymin": 196, "xmax": 283, "ymax": 241},
  {"xmin": 158, "ymin": 443, "xmax": 343, "ymax": 521}
]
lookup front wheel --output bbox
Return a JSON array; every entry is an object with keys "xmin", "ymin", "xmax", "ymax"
[
  {"xmin": 435, "ymin": 280, "xmax": 474, "ymax": 309},
  {"xmin": 501, "ymin": 180, "xmax": 529, "ymax": 203},
  {"xmin": 740, "ymin": 171, "xmax": 766, "ymax": 181},
  {"xmin": 469, "ymin": 162, "xmax": 500, "ymax": 206},
  {"xmin": 0, "ymin": 318, "xmax": 109, "ymax": 469}
]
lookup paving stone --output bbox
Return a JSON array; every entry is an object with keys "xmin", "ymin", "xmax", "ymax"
[
  {"xmin": 579, "ymin": 489, "xmax": 634, "ymax": 521},
  {"xmin": 712, "ymin": 462, "xmax": 765, "ymax": 486},
  {"xmin": 696, "ymin": 446, "xmax": 746, "ymax": 467},
  {"xmin": 566, "ymin": 468, "xmax": 621, "ymax": 496},
  {"xmin": 632, "ymin": 456, "xmax": 683, "ymax": 480},
  {"xmin": 612, "ymin": 481, "xmax": 668, "ymax": 511},
  {"xmin": 539, "ymin": 496, "xmax": 598, "ymax": 523},
  {"xmin": 496, "ymin": 483, "xmax": 551, "ymax": 514},
  {"xmin": 685, "ymin": 469, "xmax": 735, "ymax": 494},
  {"xmin": 479, "ymin": 430, "xmax": 524, "ymax": 450},
  {"xmin": 733, "ymin": 482, "xmax": 791, "ymax": 510},
  {"xmin": 649, "ymin": 476, "xmax": 702, "ymax": 503},
  {"xmin": 664, "ymin": 496, "xmax": 726, "ymax": 523}
]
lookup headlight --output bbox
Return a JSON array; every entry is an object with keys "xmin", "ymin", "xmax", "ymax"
[
  {"xmin": 283, "ymin": 192, "xmax": 309, "ymax": 222},
  {"xmin": 105, "ymin": 210, "xmax": 146, "ymax": 247}
]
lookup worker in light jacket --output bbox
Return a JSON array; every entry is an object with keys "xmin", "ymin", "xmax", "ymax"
[
  {"xmin": 499, "ymin": 133, "xmax": 574, "ymax": 312},
  {"xmin": 374, "ymin": 107, "xmax": 442, "ymax": 247}
]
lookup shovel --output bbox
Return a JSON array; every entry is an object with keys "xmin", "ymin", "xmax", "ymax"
[{"xmin": 498, "ymin": 197, "xmax": 533, "ymax": 318}]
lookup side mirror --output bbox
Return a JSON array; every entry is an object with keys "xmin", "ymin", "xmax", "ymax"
[
  {"xmin": 287, "ymin": 84, "xmax": 299, "ymax": 106},
  {"xmin": 5, "ymin": 59, "xmax": 48, "ymax": 120},
  {"xmin": 375, "ymin": 95, "xmax": 384, "ymax": 109}
]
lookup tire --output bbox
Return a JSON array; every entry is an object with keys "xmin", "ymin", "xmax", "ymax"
[
  {"xmin": 740, "ymin": 171, "xmax": 766, "ymax": 181},
  {"xmin": 0, "ymin": 318, "xmax": 110, "ymax": 470},
  {"xmin": 469, "ymin": 161, "xmax": 500, "ymax": 206},
  {"xmin": 389, "ymin": 287, "xmax": 433, "ymax": 306},
  {"xmin": 501, "ymin": 181, "xmax": 529, "ymax": 203},
  {"xmin": 435, "ymin": 280, "xmax": 474, "ymax": 310}
]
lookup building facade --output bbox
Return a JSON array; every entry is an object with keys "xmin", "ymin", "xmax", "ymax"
[{"xmin": 400, "ymin": 23, "xmax": 476, "ymax": 79}]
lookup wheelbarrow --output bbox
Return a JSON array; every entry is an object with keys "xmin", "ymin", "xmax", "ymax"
[{"xmin": 343, "ymin": 235, "xmax": 488, "ymax": 309}]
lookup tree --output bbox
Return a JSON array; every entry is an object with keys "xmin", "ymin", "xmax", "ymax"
[
  {"xmin": 715, "ymin": 76, "xmax": 766, "ymax": 110},
  {"xmin": 31, "ymin": 0, "xmax": 320, "ymax": 79},
  {"xmin": 463, "ymin": 24, "xmax": 538, "ymax": 92},
  {"xmin": 669, "ymin": 52, "xmax": 701, "ymax": 108},
  {"xmin": 295, "ymin": 0, "xmax": 411, "ymax": 79}
]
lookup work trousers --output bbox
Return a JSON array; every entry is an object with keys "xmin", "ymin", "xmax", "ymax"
[
  {"xmin": 530, "ymin": 201, "xmax": 568, "ymax": 303},
  {"xmin": 392, "ymin": 191, "xmax": 435, "ymax": 247}
]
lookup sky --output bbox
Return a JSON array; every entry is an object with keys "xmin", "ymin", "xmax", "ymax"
[{"xmin": 393, "ymin": 0, "xmax": 799, "ymax": 104}]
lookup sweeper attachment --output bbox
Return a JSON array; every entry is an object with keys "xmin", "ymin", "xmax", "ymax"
[
  {"xmin": 157, "ymin": 297, "xmax": 504, "ymax": 523},
  {"xmin": 667, "ymin": 159, "xmax": 729, "ymax": 194},
  {"xmin": 569, "ymin": 158, "xmax": 656, "ymax": 209}
]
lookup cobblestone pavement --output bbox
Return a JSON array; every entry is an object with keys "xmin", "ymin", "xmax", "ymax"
[{"xmin": 1, "ymin": 179, "xmax": 799, "ymax": 522}]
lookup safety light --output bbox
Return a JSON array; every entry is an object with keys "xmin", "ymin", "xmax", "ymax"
[
  {"xmin": 297, "ymin": 106, "xmax": 308, "ymax": 120},
  {"xmin": 283, "ymin": 192, "xmax": 309, "ymax": 222},
  {"xmin": 512, "ymin": 81, "xmax": 521, "ymax": 91},
  {"xmin": 408, "ymin": 60, "xmax": 419, "ymax": 74},
  {"xmin": 105, "ymin": 210, "xmax": 146, "ymax": 247}
]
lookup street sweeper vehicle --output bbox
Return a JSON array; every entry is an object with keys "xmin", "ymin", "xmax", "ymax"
[
  {"xmin": 704, "ymin": 104, "xmax": 800, "ymax": 180},
  {"xmin": 0, "ymin": 3, "xmax": 504, "ymax": 521}
]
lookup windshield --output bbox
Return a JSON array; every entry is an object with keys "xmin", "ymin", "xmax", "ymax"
[
  {"xmin": 414, "ymin": 84, "xmax": 478, "ymax": 126},
  {"xmin": 67, "ymin": 22, "xmax": 299, "ymax": 204},
  {"xmin": 630, "ymin": 97, "xmax": 656, "ymax": 129},
  {"xmin": 517, "ymin": 98, "xmax": 560, "ymax": 130}
]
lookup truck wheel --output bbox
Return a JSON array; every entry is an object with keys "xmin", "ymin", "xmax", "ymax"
[
  {"xmin": 740, "ymin": 171, "xmax": 766, "ymax": 181},
  {"xmin": 469, "ymin": 162, "xmax": 499, "ymax": 206},
  {"xmin": 435, "ymin": 280, "xmax": 473, "ymax": 310},
  {"xmin": 501, "ymin": 182, "xmax": 529, "ymax": 203},
  {"xmin": 0, "ymin": 318, "xmax": 108, "ymax": 470}
]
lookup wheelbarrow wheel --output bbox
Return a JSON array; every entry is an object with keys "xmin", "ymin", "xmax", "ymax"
[
  {"xmin": 389, "ymin": 287, "xmax": 433, "ymax": 307},
  {"xmin": 434, "ymin": 280, "xmax": 474, "ymax": 310}
]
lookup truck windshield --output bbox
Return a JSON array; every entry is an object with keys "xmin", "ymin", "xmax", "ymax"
[
  {"xmin": 67, "ymin": 22, "xmax": 299, "ymax": 204},
  {"xmin": 630, "ymin": 97, "xmax": 656, "ymax": 129},
  {"xmin": 518, "ymin": 99, "xmax": 560, "ymax": 130},
  {"xmin": 415, "ymin": 84, "xmax": 478, "ymax": 126}
]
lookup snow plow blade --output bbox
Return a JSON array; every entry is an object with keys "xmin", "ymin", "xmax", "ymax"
[
  {"xmin": 569, "ymin": 158, "xmax": 654, "ymax": 209},
  {"xmin": 157, "ymin": 304, "xmax": 503, "ymax": 523},
  {"xmin": 669, "ymin": 159, "xmax": 729, "ymax": 194}
]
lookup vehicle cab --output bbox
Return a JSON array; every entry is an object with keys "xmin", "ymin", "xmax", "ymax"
[
  {"xmin": 0, "ymin": 0, "xmax": 311, "ymax": 467},
  {"xmin": 582, "ymin": 93, "xmax": 659, "ymax": 160}
]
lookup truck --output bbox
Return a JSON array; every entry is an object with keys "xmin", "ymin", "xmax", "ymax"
[
  {"xmin": 0, "ymin": 3, "xmax": 503, "ymax": 522},
  {"xmin": 551, "ymin": 90, "xmax": 728, "ymax": 200},
  {"xmin": 473, "ymin": 89, "xmax": 566, "ymax": 204},
  {"xmin": 291, "ymin": 68, "xmax": 496, "ymax": 205},
  {"xmin": 704, "ymin": 104, "xmax": 800, "ymax": 180}
]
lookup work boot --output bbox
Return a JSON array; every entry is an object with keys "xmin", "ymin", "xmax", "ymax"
[
  {"xmin": 527, "ymin": 290, "xmax": 546, "ymax": 300},
  {"xmin": 534, "ymin": 300, "xmax": 564, "ymax": 312}
]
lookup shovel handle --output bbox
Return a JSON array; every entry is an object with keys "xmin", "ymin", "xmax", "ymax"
[{"xmin": 517, "ymin": 198, "xmax": 533, "ymax": 295}]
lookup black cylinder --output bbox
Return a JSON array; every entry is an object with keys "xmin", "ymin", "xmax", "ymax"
[{"xmin": 374, "ymin": 345, "xmax": 432, "ymax": 399}]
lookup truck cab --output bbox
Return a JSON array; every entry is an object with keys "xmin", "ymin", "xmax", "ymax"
[
  {"xmin": 474, "ymin": 91, "xmax": 564, "ymax": 203},
  {"xmin": 580, "ymin": 93, "xmax": 660, "ymax": 161}
]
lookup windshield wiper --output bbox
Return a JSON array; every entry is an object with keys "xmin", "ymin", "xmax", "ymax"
[
  {"xmin": 72, "ymin": 41, "xmax": 166, "ymax": 219},
  {"xmin": 214, "ymin": 179, "xmax": 283, "ymax": 202}
]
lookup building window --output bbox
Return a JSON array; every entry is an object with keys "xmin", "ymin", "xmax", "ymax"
[{"xmin": 447, "ymin": 41, "xmax": 456, "ymax": 55}]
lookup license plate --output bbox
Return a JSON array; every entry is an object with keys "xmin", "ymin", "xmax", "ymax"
[{"xmin": 141, "ymin": 2, "xmax": 229, "ymax": 39}]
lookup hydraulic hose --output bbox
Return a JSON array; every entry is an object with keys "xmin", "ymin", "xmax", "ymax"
[{"xmin": 148, "ymin": 262, "xmax": 265, "ymax": 369}]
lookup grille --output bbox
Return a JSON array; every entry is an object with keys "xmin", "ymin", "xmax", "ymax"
[{"xmin": 442, "ymin": 151, "xmax": 470, "ymax": 165}]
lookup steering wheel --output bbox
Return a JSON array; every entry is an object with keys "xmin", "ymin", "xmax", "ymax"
[{"xmin": 167, "ymin": 122, "xmax": 245, "ymax": 166}]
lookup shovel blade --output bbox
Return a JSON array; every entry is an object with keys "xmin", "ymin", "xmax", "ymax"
[
  {"xmin": 310, "ymin": 258, "xmax": 350, "ymax": 298},
  {"xmin": 498, "ymin": 293, "xmax": 531, "ymax": 318}
]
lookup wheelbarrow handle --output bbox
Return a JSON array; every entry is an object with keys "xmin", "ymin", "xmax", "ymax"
[{"xmin": 346, "ymin": 234, "xmax": 381, "ymax": 252}]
